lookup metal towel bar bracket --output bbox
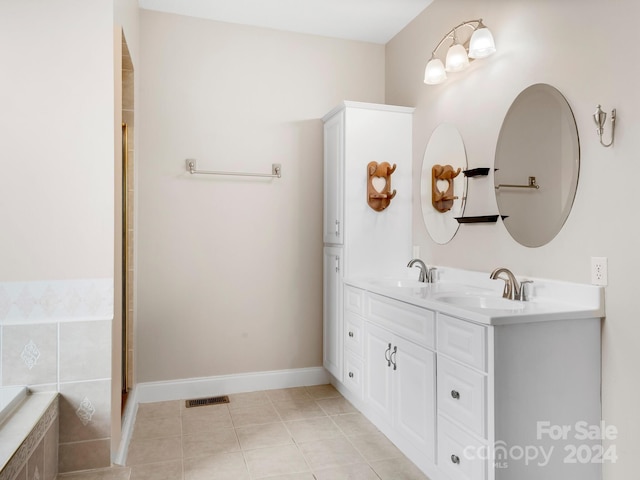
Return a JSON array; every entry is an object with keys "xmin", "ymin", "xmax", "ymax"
[
  {"xmin": 185, "ymin": 159, "xmax": 282, "ymax": 178},
  {"xmin": 495, "ymin": 176, "xmax": 539, "ymax": 190}
]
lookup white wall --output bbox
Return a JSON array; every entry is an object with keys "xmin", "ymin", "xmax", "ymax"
[
  {"xmin": 386, "ymin": 1, "xmax": 640, "ymax": 478},
  {"xmin": 137, "ymin": 10, "xmax": 385, "ymax": 382}
]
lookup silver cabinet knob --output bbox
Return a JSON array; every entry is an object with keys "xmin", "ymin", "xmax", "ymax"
[
  {"xmin": 451, "ymin": 390, "xmax": 460, "ymax": 399},
  {"xmin": 348, "ymin": 331, "xmax": 354, "ymax": 338},
  {"xmin": 451, "ymin": 454, "xmax": 460, "ymax": 464},
  {"xmin": 348, "ymin": 372, "xmax": 354, "ymax": 378}
]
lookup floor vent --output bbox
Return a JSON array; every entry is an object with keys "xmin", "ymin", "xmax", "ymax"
[{"xmin": 185, "ymin": 395, "xmax": 230, "ymax": 408}]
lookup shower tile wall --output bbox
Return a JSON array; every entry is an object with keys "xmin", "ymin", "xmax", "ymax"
[
  {"xmin": 0, "ymin": 279, "xmax": 113, "ymax": 473},
  {"xmin": 122, "ymin": 33, "xmax": 135, "ymax": 391}
]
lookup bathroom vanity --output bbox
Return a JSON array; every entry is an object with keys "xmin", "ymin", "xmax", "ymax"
[
  {"xmin": 322, "ymin": 100, "xmax": 603, "ymax": 480},
  {"xmin": 333, "ymin": 269, "xmax": 604, "ymax": 480}
]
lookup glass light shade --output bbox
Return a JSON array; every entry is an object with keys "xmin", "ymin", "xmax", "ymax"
[
  {"xmin": 468, "ymin": 27, "xmax": 496, "ymax": 59},
  {"xmin": 445, "ymin": 43, "xmax": 469, "ymax": 72},
  {"xmin": 424, "ymin": 58, "xmax": 447, "ymax": 85}
]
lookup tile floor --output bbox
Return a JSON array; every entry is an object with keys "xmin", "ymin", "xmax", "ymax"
[{"xmin": 57, "ymin": 385, "xmax": 430, "ymax": 480}]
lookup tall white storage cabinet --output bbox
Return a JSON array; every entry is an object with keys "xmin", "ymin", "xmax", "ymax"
[{"xmin": 322, "ymin": 101, "xmax": 414, "ymax": 382}]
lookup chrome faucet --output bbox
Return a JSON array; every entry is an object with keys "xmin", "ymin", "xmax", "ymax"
[
  {"xmin": 489, "ymin": 267, "xmax": 533, "ymax": 301},
  {"xmin": 407, "ymin": 259, "xmax": 437, "ymax": 283}
]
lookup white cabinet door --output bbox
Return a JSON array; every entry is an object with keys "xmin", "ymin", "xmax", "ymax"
[
  {"xmin": 323, "ymin": 111, "xmax": 344, "ymax": 244},
  {"xmin": 393, "ymin": 336, "xmax": 436, "ymax": 463},
  {"xmin": 323, "ymin": 246, "xmax": 343, "ymax": 380},
  {"xmin": 364, "ymin": 322, "xmax": 393, "ymax": 423}
]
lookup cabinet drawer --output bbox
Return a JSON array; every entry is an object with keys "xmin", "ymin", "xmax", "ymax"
[
  {"xmin": 367, "ymin": 294, "xmax": 435, "ymax": 349},
  {"xmin": 438, "ymin": 415, "xmax": 487, "ymax": 480},
  {"xmin": 344, "ymin": 285, "xmax": 365, "ymax": 315},
  {"xmin": 343, "ymin": 351, "xmax": 364, "ymax": 400},
  {"xmin": 437, "ymin": 356, "xmax": 486, "ymax": 439},
  {"xmin": 344, "ymin": 311, "xmax": 364, "ymax": 356},
  {"xmin": 437, "ymin": 314, "xmax": 487, "ymax": 372}
]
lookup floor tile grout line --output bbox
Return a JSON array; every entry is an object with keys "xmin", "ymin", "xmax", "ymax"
[
  {"xmin": 341, "ymin": 428, "xmax": 383, "ymax": 478},
  {"xmin": 266, "ymin": 388, "xmax": 316, "ymax": 479},
  {"xmin": 325, "ymin": 411, "xmax": 386, "ymax": 480}
]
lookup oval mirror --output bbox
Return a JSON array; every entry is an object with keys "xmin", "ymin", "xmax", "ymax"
[
  {"xmin": 495, "ymin": 84, "xmax": 579, "ymax": 247},
  {"xmin": 421, "ymin": 123, "xmax": 467, "ymax": 244}
]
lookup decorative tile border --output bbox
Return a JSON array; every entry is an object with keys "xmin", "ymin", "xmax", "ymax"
[
  {"xmin": 0, "ymin": 394, "xmax": 58, "ymax": 480},
  {"xmin": 0, "ymin": 279, "xmax": 113, "ymax": 325}
]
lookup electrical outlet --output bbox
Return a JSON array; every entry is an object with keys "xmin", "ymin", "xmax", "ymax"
[{"xmin": 591, "ymin": 257, "xmax": 608, "ymax": 286}]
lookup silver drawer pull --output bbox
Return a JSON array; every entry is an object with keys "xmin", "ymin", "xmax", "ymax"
[
  {"xmin": 348, "ymin": 372, "xmax": 354, "ymax": 378},
  {"xmin": 348, "ymin": 331, "xmax": 354, "ymax": 338},
  {"xmin": 451, "ymin": 390, "xmax": 460, "ymax": 400},
  {"xmin": 451, "ymin": 454, "xmax": 460, "ymax": 465},
  {"xmin": 390, "ymin": 346, "xmax": 398, "ymax": 371},
  {"xmin": 385, "ymin": 343, "xmax": 392, "ymax": 367}
]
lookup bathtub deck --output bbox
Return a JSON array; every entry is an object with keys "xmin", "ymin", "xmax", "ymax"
[{"xmin": 0, "ymin": 391, "xmax": 58, "ymax": 479}]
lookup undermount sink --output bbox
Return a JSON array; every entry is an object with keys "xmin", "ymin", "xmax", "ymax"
[
  {"xmin": 370, "ymin": 278, "xmax": 429, "ymax": 289},
  {"xmin": 435, "ymin": 294, "xmax": 526, "ymax": 311}
]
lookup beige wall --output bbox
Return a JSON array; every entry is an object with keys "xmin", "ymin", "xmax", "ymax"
[
  {"xmin": 386, "ymin": 1, "xmax": 640, "ymax": 478},
  {"xmin": 137, "ymin": 10, "xmax": 385, "ymax": 382},
  {"xmin": 0, "ymin": 0, "xmax": 116, "ymax": 282}
]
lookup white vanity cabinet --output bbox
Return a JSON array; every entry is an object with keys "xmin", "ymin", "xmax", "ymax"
[
  {"xmin": 342, "ymin": 285, "xmax": 366, "ymax": 399},
  {"xmin": 363, "ymin": 293, "xmax": 437, "ymax": 475},
  {"xmin": 322, "ymin": 102, "xmax": 413, "ymax": 389},
  {"xmin": 436, "ymin": 314, "xmax": 489, "ymax": 480},
  {"xmin": 333, "ymin": 279, "xmax": 603, "ymax": 480},
  {"xmin": 435, "ymin": 313, "xmax": 602, "ymax": 480},
  {"xmin": 322, "ymin": 246, "xmax": 343, "ymax": 380},
  {"xmin": 323, "ymin": 110, "xmax": 344, "ymax": 245}
]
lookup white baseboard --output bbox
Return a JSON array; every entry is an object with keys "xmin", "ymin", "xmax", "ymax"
[
  {"xmin": 135, "ymin": 366, "xmax": 329, "ymax": 403},
  {"xmin": 114, "ymin": 366, "xmax": 329, "ymax": 465}
]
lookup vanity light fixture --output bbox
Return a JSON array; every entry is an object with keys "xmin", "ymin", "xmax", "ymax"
[
  {"xmin": 424, "ymin": 18, "xmax": 496, "ymax": 85},
  {"xmin": 593, "ymin": 104, "xmax": 616, "ymax": 147}
]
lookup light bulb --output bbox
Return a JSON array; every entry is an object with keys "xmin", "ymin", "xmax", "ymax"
[
  {"xmin": 445, "ymin": 44, "xmax": 469, "ymax": 72},
  {"xmin": 424, "ymin": 58, "xmax": 447, "ymax": 85},
  {"xmin": 468, "ymin": 27, "xmax": 496, "ymax": 59}
]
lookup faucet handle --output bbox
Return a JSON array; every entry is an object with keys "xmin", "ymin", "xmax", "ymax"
[
  {"xmin": 427, "ymin": 267, "xmax": 438, "ymax": 284},
  {"xmin": 519, "ymin": 280, "xmax": 533, "ymax": 301}
]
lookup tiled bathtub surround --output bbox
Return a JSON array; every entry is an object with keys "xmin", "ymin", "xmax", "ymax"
[
  {"xmin": 0, "ymin": 279, "xmax": 112, "ymax": 325},
  {"xmin": 0, "ymin": 392, "xmax": 58, "ymax": 480},
  {"xmin": 0, "ymin": 279, "xmax": 113, "ymax": 473},
  {"xmin": 58, "ymin": 385, "xmax": 429, "ymax": 480}
]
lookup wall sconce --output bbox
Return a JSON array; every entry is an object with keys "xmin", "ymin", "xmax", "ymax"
[
  {"xmin": 593, "ymin": 104, "xmax": 616, "ymax": 147},
  {"xmin": 424, "ymin": 18, "xmax": 496, "ymax": 85}
]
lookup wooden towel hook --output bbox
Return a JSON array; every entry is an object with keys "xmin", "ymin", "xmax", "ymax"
[
  {"xmin": 367, "ymin": 161, "xmax": 397, "ymax": 212},
  {"xmin": 432, "ymin": 164, "xmax": 461, "ymax": 213}
]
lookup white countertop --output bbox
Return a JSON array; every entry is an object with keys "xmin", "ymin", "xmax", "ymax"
[{"xmin": 345, "ymin": 267, "xmax": 605, "ymax": 326}]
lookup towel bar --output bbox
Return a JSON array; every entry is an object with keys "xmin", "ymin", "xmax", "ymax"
[{"xmin": 185, "ymin": 159, "xmax": 282, "ymax": 178}]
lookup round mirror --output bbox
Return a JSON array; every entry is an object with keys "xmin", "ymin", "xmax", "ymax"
[
  {"xmin": 421, "ymin": 123, "xmax": 467, "ymax": 244},
  {"xmin": 495, "ymin": 84, "xmax": 579, "ymax": 247}
]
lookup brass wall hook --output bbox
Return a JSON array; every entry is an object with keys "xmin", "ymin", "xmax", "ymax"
[{"xmin": 593, "ymin": 104, "xmax": 616, "ymax": 147}]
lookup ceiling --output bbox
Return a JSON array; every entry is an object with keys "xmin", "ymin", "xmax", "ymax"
[{"xmin": 138, "ymin": 0, "xmax": 434, "ymax": 44}]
